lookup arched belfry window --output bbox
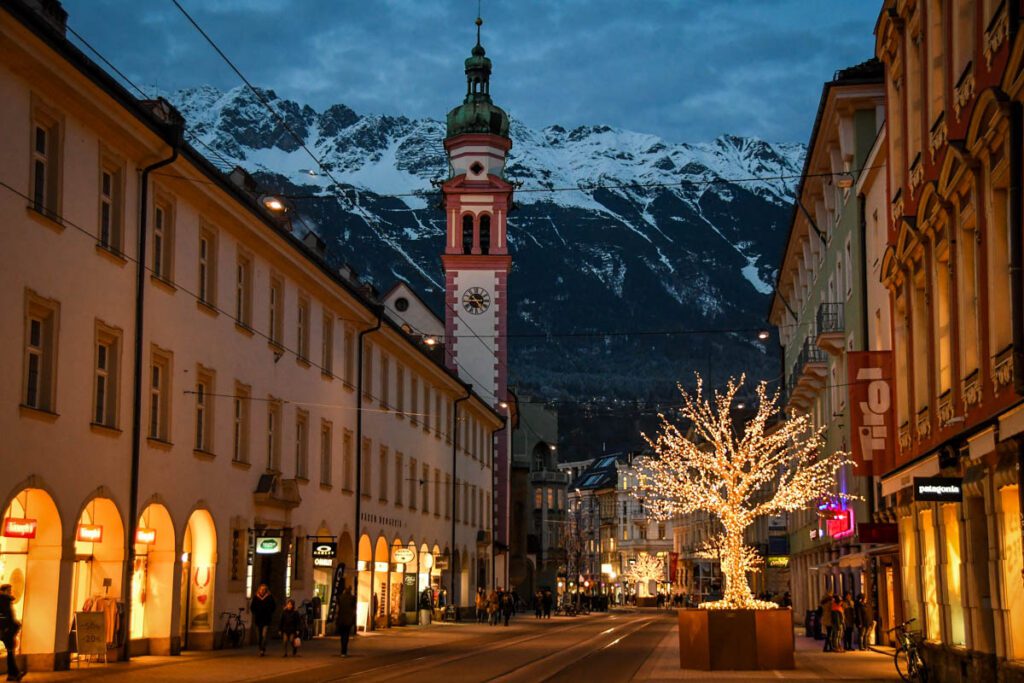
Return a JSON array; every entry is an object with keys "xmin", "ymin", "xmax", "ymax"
[
  {"xmin": 479, "ymin": 214, "xmax": 491, "ymax": 255},
  {"xmin": 462, "ymin": 214, "xmax": 474, "ymax": 254}
]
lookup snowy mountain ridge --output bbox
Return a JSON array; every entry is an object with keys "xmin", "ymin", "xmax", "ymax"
[{"xmin": 162, "ymin": 85, "xmax": 804, "ymax": 398}]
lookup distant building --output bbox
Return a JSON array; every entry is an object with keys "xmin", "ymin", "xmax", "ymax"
[
  {"xmin": 509, "ymin": 397, "xmax": 563, "ymax": 598},
  {"xmin": 768, "ymin": 58, "xmax": 886, "ymax": 625},
  {"xmin": 562, "ymin": 452, "xmax": 673, "ymax": 603}
]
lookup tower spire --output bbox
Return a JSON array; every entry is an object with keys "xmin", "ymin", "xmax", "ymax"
[{"xmin": 476, "ymin": 0, "xmax": 482, "ymax": 47}]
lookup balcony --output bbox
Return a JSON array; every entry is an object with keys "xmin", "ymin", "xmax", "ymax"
[
  {"xmin": 530, "ymin": 470, "xmax": 570, "ymax": 486},
  {"xmin": 815, "ymin": 302, "xmax": 845, "ymax": 356},
  {"xmin": 786, "ymin": 338, "xmax": 828, "ymax": 411}
]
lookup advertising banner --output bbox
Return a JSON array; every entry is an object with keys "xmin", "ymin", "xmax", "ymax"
[{"xmin": 848, "ymin": 351, "xmax": 895, "ymax": 475}]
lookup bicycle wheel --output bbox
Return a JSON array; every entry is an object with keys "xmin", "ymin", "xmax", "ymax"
[
  {"xmin": 223, "ymin": 624, "xmax": 236, "ymax": 648},
  {"xmin": 895, "ymin": 646, "xmax": 926, "ymax": 682},
  {"xmin": 236, "ymin": 625, "xmax": 246, "ymax": 647}
]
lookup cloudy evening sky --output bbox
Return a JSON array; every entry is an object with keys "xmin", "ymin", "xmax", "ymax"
[{"xmin": 63, "ymin": 0, "xmax": 879, "ymax": 144}]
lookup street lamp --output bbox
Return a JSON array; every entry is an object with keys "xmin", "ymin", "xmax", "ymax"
[
  {"xmin": 261, "ymin": 195, "xmax": 288, "ymax": 213},
  {"xmin": 757, "ymin": 330, "xmax": 770, "ymax": 341}
]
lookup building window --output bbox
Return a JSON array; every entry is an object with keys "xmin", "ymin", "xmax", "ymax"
[
  {"xmin": 454, "ymin": 478, "xmax": 461, "ymax": 521},
  {"xmin": 194, "ymin": 367, "xmax": 214, "ymax": 453},
  {"xmin": 153, "ymin": 199, "xmax": 174, "ymax": 280},
  {"xmin": 267, "ymin": 399, "xmax": 282, "ymax": 471},
  {"xmin": 547, "ymin": 487, "xmax": 555, "ymax": 510},
  {"xmin": 434, "ymin": 394, "xmax": 442, "ymax": 436},
  {"xmin": 534, "ymin": 488, "xmax": 542, "ymax": 510},
  {"xmin": 295, "ymin": 410, "xmax": 309, "ymax": 479},
  {"xmin": 381, "ymin": 354, "xmax": 390, "ymax": 408},
  {"xmin": 935, "ymin": 245, "xmax": 953, "ymax": 395},
  {"xmin": 844, "ymin": 237, "xmax": 852, "ymax": 298},
  {"xmin": 408, "ymin": 458, "xmax": 418, "ymax": 510},
  {"xmin": 233, "ymin": 382, "xmax": 250, "ymax": 463},
  {"xmin": 422, "ymin": 463, "xmax": 430, "ymax": 514},
  {"xmin": 941, "ymin": 503, "xmax": 966, "ymax": 645},
  {"xmin": 297, "ymin": 296, "xmax": 310, "ymax": 361},
  {"xmin": 422, "ymin": 384, "xmax": 431, "ymax": 432},
  {"xmin": 321, "ymin": 311, "xmax": 334, "ymax": 374},
  {"xmin": 444, "ymin": 400, "xmax": 452, "ymax": 443},
  {"xmin": 30, "ymin": 114, "xmax": 61, "ymax": 218},
  {"xmin": 22, "ymin": 293, "xmax": 58, "ymax": 412},
  {"xmin": 378, "ymin": 446, "xmax": 389, "ymax": 502},
  {"xmin": 342, "ymin": 429, "xmax": 354, "ymax": 492},
  {"xmin": 235, "ymin": 253, "xmax": 252, "ymax": 327},
  {"xmin": 463, "ymin": 485, "xmax": 470, "ymax": 526},
  {"xmin": 362, "ymin": 343, "xmax": 373, "ymax": 400},
  {"xmin": 361, "ymin": 438, "xmax": 372, "ymax": 497},
  {"xmin": 445, "ymin": 474, "xmax": 451, "ymax": 519},
  {"xmin": 988, "ymin": 182, "xmax": 1012, "ymax": 359},
  {"xmin": 395, "ymin": 452, "xmax": 404, "ymax": 505},
  {"xmin": 434, "ymin": 468, "xmax": 441, "ymax": 515},
  {"xmin": 92, "ymin": 324, "xmax": 121, "ymax": 427},
  {"xmin": 98, "ymin": 161, "xmax": 123, "ymax": 253},
  {"xmin": 149, "ymin": 348, "xmax": 172, "ymax": 441},
  {"xmin": 919, "ymin": 508, "xmax": 941, "ymax": 641},
  {"xmin": 269, "ymin": 276, "xmax": 284, "ymax": 346},
  {"xmin": 198, "ymin": 227, "xmax": 217, "ymax": 307},
  {"xmin": 320, "ymin": 420, "xmax": 332, "ymax": 486},
  {"xmin": 343, "ymin": 327, "xmax": 354, "ymax": 385},
  {"xmin": 410, "ymin": 375, "xmax": 419, "ymax": 425},
  {"xmin": 396, "ymin": 364, "xmax": 405, "ymax": 416}
]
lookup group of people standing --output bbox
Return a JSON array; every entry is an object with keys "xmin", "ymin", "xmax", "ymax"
[
  {"xmin": 818, "ymin": 591, "xmax": 875, "ymax": 653},
  {"xmin": 474, "ymin": 587, "xmax": 516, "ymax": 626},
  {"xmin": 532, "ymin": 589, "xmax": 554, "ymax": 619},
  {"xmin": 249, "ymin": 583, "xmax": 357, "ymax": 659}
]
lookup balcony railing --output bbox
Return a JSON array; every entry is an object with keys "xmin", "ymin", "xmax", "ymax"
[
  {"xmin": 815, "ymin": 302, "xmax": 845, "ymax": 355},
  {"xmin": 530, "ymin": 470, "xmax": 570, "ymax": 486},
  {"xmin": 785, "ymin": 337, "xmax": 828, "ymax": 411}
]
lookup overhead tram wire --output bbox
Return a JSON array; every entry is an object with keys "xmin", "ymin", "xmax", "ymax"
[{"xmin": 169, "ymin": 0, "xmax": 385, "ymax": 233}]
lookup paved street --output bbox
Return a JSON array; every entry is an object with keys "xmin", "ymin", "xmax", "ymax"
[{"xmin": 25, "ymin": 609, "xmax": 899, "ymax": 682}]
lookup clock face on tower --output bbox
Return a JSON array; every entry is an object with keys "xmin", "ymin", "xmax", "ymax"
[{"xmin": 462, "ymin": 287, "xmax": 491, "ymax": 315}]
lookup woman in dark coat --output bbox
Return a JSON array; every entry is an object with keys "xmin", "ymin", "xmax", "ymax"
[
  {"xmin": 249, "ymin": 583, "xmax": 276, "ymax": 656},
  {"xmin": 335, "ymin": 586, "xmax": 356, "ymax": 657},
  {"xmin": 279, "ymin": 599, "xmax": 301, "ymax": 657}
]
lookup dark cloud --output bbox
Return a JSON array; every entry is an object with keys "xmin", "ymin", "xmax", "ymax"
[{"xmin": 62, "ymin": 0, "xmax": 879, "ymax": 143}]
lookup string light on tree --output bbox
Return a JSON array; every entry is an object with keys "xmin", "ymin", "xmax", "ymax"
[{"xmin": 634, "ymin": 374, "xmax": 853, "ymax": 610}]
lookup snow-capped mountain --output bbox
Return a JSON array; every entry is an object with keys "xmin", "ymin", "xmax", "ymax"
[{"xmin": 164, "ymin": 85, "xmax": 803, "ymax": 399}]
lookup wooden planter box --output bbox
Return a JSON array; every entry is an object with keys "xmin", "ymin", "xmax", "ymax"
[{"xmin": 678, "ymin": 608, "xmax": 794, "ymax": 670}]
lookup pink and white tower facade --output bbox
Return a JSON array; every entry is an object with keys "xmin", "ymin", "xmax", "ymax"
[{"xmin": 441, "ymin": 16, "xmax": 513, "ymax": 586}]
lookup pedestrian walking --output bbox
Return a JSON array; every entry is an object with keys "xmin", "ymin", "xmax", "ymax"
[
  {"xmin": 487, "ymin": 588, "xmax": 500, "ymax": 626},
  {"xmin": 250, "ymin": 583, "xmax": 276, "ymax": 656},
  {"xmin": 501, "ymin": 590, "xmax": 513, "ymax": 626},
  {"xmin": 475, "ymin": 588, "xmax": 486, "ymax": 623},
  {"xmin": 0, "ymin": 584, "xmax": 23, "ymax": 682},
  {"xmin": 534, "ymin": 591, "xmax": 543, "ymax": 619},
  {"xmin": 280, "ymin": 599, "xmax": 302, "ymax": 657},
  {"xmin": 335, "ymin": 585, "xmax": 356, "ymax": 657},
  {"xmin": 855, "ymin": 593, "xmax": 875, "ymax": 650},
  {"xmin": 831, "ymin": 596, "xmax": 846, "ymax": 653},
  {"xmin": 842, "ymin": 592, "xmax": 855, "ymax": 651},
  {"xmin": 819, "ymin": 592, "xmax": 834, "ymax": 652},
  {"xmin": 542, "ymin": 589, "xmax": 552, "ymax": 619}
]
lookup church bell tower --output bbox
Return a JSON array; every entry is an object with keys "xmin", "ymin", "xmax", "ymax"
[{"xmin": 441, "ymin": 14, "xmax": 513, "ymax": 583}]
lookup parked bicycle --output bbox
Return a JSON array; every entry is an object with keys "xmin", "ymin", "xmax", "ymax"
[
  {"xmin": 888, "ymin": 617, "xmax": 927, "ymax": 682},
  {"xmin": 221, "ymin": 607, "xmax": 247, "ymax": 648}
]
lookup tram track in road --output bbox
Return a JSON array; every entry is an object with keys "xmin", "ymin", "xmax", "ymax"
[
  {"xmin": 311, "ymin": 613, "xmax": 618, "ymax": 682},
  {"xmin": 483, "ymin": 614, "xmax": 660, "ymax": 683}
]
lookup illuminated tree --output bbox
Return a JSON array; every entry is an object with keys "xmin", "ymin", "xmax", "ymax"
[
  {"xmin": 626, "ymin": 552, "xmax": 664, "ymax": 597},
  {"xmin": 635, "ymin": 375, "xmax": 851, "ymax": 610}
]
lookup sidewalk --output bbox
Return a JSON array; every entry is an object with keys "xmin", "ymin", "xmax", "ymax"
[{"xmin": 634, "ymin": 624, "xmax": 900, "ymax": 681}]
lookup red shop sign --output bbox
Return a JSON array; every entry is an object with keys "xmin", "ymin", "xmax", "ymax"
[
  {"xmin": 826, "ymin": 508, "xmax": 855, "ymax": 539},
  {"xmin": 135, "ymin": 528, "xmax": 157, "ymax": 545},
  {"xmin": 77, "ymin": 524, "xmax": 104, "ymax": 543},
  {"xmin": 2, "ymin": 517, "xmax": 37, "ymax": 539},
  {"xmin": 847, "ymin": 351, "xmax": 895, "ymax": 476}
]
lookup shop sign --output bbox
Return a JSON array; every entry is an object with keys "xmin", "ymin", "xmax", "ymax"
[
  {"xmin": 356, "ymin": 560, "xmax": 368, "ymax": 571},
  {"xmin": 135, "ymin": 528, "xmax": 157, "ymax": 545},
  {"xmin": 434, "ymin": 557, "xmax": 449, "ymax": 570},
  {"xmin": 826, "ymin": 508, "xmax": 855, "ymax": 539},
  {"xmin": 311, "ymin": 541, "xmax": 337, "ymax": 565},
  {"xmin": 255, "ymin": 536, "xmax": 282, "ymax": 555},
  {"xmin": 2, "ymin": 517, "xmax": 37, "ymax": 539},
  {"xmin": 74, "ymin": 612, "xmax": 107, "ymax": 656},
  {"xmin": 325, "ymin": 563, "xmax": 346, "ymax": 623},
  {"xmin": 914, "ymin": 477, "xmax": 963, "ymax": 502},
  {"xmin": 373, "ymin": 561, "xmax": 389, "ymax": 573},
  {"xmin": 77, "ymin": 524, "xmax": 104, "ymax": 543},
  {"xmin": 848, "ymin": 351, "xmax": 895, "ymax": 475},
  {"xmin": 392, "ymin": 547, "xmax": 415, "ymax": 564},
  {"xmin": 766, "ymin": 556, "xmax": 790, "ymax": 568},
  {"xmin": 858, "ymin": 523, "xmax": 898, "ymax": 544}
]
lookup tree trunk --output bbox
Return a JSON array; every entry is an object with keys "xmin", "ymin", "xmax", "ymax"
[{"xmin": 721, "ymin": 526, "xmax": 754, "ymax": 608}]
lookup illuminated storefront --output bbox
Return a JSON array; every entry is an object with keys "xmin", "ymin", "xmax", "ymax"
[{"xmin": 129, "ymin": 503, "xmax": 175, "ymax": 655}]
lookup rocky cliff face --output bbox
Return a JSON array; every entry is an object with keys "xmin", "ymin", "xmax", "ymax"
[{"xmin": 164, "ymin": 85, "xmax": 803, "ymax": 399}]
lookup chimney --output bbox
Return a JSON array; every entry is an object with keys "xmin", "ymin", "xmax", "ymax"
[{"xmin": 25, "ymin": 0, "xmax": 67, "ymax": 36}]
